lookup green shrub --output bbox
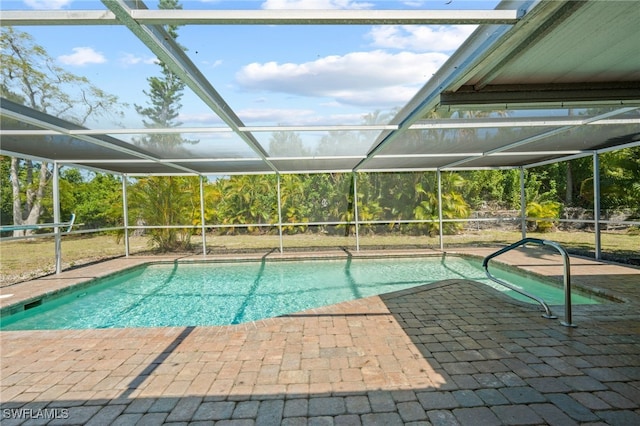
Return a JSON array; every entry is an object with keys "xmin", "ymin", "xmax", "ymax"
[{"xmin": 526, "ymin": 201, "xmax": 561, "ymax": 232}]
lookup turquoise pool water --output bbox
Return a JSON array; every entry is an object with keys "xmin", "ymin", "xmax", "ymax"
[{"xmin": 1, "ymin": 256, "xmax": 600, "ymax": 330}]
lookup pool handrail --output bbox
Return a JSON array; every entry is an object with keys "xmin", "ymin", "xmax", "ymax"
[
  {"xmin": 482, "ymin": 238, "xmax": 576, "ymax": 327},
  {"xmin": 0, "ymin": 214, "xmax": 76, "ymax": 233}
]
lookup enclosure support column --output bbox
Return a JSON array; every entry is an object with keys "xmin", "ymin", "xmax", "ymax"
[
  {"xmin": 200, "ymin": 176, "xmax": 207, "ymax": 256},
  {"xmin": 353, "ymin": 172, "xmax": 360, "ymax": 251},
  {"xmin": 277, "ymin": 174, "xmax": 284, "ymax": 253},
  {"xmin": 593, "ymin": 152, "xmax": 602, "ymax": 260},
  {"xmin": 53, "ymin": 162, "xmax": 62, "ymax": 274},
  {"xmin": 437, "ymin": 169, "xmax": 444, "ymax": 251},
  {"xmin": 122, "ymin": 174, "xmax": 130, "ymax": 257},
  {"xmin": 520, "ymin": 167, "xmax": 527, "ymax": 240}
]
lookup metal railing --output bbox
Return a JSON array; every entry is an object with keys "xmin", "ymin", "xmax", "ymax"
[
  {"xmin": 482, "ymin": 238, "xmax": 576, "ymax": 327},
  {"xmin": 0, "ymin": 214, "xmax": 76, "ymax": 235}
]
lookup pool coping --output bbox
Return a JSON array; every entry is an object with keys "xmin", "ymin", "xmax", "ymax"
[{"xmin": 1, "ymin": 248, "xmax": 637, "ymax": 322}]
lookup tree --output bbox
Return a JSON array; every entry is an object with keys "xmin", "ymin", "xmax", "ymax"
[
  {"xmin": 525, "ymin": 200, "xmax": 561, "ymax": 232},
  {"xmin": 459, "ymin": 169, "xmax": 521, "ymax": 209},
  {"xmin": 129, "ymin": 0, "xmax": 200, "ymax": 250},
  {"xmin": 133, "ymin": 0, "xmax": 196, "ymax": 155},
  {"xmin": 0, "ymin": 157, "xmax": 13, "ymax": 230},
  {"xmin": 413, "ymin": 172, "xmax": 471, "ymax": 236},
  {"xmin": 130, "ymin": 176, "xmax": 200, "ymax": 251},
  {"xmin": 279, "ymin": 174, "xmax": 310, "ymax": 233},
  {"xmin": 268, "ymin": 131, "xmax": 308, "ymax": 157},
  {"xmin": 61, "ymin": 171, "xmax": 123, "ymax": 230},
  {"xmin": 213, "ymin": 175, "xmax": 277, "ymax": 233},
  {"xmin": 1, "ymin": 27, "xmax": 123, "ymax": 236},
  {"xmin": 580, "ymin": 147, "xmax": 640, "ymax": 211}
]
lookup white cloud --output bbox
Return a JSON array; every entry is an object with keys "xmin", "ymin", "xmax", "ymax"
[
  {"xmin": 239, "ymin": 108, "xmax": 369, "ymax": 126},
  {"xmin": 261, "ymin": 0, "xmax": 373, "ymax": 9},
  {"xmin": 178, "ymin": 112, "xmax": 223, "ymax": 126},
  {"xmin": 203, "ymin": 59, "xmax": 224, "ymax": 69},
  {"xmin": 24, "ymin": 0, "xmax": 71, "ymax": 9},
  {"xmin": 235, "ymin": 50, "xmax": 448, "ymax": 107},
  {"xmin": 58, "ymin": 47, "xmax": 106, "ymax": 66},
  {"xmin": 178, "ymin": 108, "xmax": 317, "ymax": 126},
  {"xmin": 367, "ymin": 25, "xmax": 476, "ymax": 52},
  {"xmin": 119, "ymin": 53, "xmax": 157, "ymax": 66}
]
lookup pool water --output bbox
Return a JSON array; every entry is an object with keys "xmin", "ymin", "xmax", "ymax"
[{"xmin": 1, "ymin": 256, "xmax": 600, "ymax": 330}]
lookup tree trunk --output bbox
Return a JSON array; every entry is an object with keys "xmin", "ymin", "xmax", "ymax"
[
  {"xmin": 566, "ymin": 163, "xmax": 573, "ymax": 206},
  {"xmin": 10, "ymin": 158, "xmax": 50, "ymax": 237},
  {"xmin": 345, "ymin": 175, "xmax": 355, "ymax": 236}
]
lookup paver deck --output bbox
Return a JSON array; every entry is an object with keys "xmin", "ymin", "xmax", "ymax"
[{"xmin": 1, "ymin": 247, "xmax": 639, "ymax": 425}]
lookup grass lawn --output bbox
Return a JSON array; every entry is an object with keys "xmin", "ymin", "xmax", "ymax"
[
  {"xmin": 1, "ymin": 229, "xmax": 637, "ymax": 286},
  {"xmin": 0, "ymin": 234, "xmax": 147, "ymax": 286}
]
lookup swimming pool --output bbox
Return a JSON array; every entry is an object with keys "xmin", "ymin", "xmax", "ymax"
[{"xmin": 1, "ymin": 256, "xmax": 601, "ymax": 330}]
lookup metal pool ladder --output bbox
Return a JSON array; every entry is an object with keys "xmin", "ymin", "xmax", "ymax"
[{"xmin": 482, "ymin": 238, "xmax": 576, "ymax": 327}]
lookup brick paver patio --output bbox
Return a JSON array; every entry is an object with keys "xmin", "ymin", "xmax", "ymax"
[{"xmin": 1, "ymin": 247, "xmax": 639, "ymax": 425}]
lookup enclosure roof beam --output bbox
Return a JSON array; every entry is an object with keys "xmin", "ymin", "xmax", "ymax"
[
  {"xmin": 523, "ymin": 141, "xmax": 640, "ymax": 170},
  {"xmin": 0, "ymin": 10, "xmax": 118, "ymax": 25},
  {"xmin": 0, "ymin": 97, "xmax": 201, "ymax": 175},
  {"xmin": 133, "ymin": 9, "xmax": 521, "ymax": 25},
  {"xmin": 440, "ymin": 82, "xmax": 640, "ymax": 109},
  {"xmin": 0, "ymin": 149, "xmax": 126, "ymax": 175},
  {"xmin": 0, "ymin": 9, "xmax": 520, "ymax": 26},
  {"xmin": 4, "ymin": 117, "xmax": 638, "ymax": 137},
  {"xmin": 440, "ymin": 107, "xmax": 639, "ymax": 169}
]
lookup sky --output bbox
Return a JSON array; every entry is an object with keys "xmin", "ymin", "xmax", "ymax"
[{"xmin": 3, "ymin": 0, "xmax": 501, "ymax": 133}]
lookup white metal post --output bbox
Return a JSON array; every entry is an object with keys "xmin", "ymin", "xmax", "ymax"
[
  {"xmin": 53, "ymin": 162, "xmax": 62, "ymax": 274},
  {"xmin": 353, "ymin": 172, "xmax": 360, "ymax": 252},
  {"xmin": 122, "ymin": 174, "xmax": 130, "ymax": 257},
  {"xmin": 593, "ymin": 152, "xmax": 601, "ymax": 260},
  {"xmin": 437, "ymin": 169, "xmax": 444, "ymax": 251},
  {"xmin": 200, "ymin": 176, "xmax": 207, "ymax": 256},
  {"xmin": 520, "ymin": 167, "xmax": 527, "ymax": 239},
  {"xmin": 277, "ymin": 174, "xmax": 284, "ymax": 253}
]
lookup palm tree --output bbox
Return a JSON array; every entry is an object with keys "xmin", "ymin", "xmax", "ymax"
[
  {"xmin": 413, "ymin": 172, "xmax": 471, "ymax": 236},
  {"xmin": 216, "ymin": 175, "xmax": 277, "ymax": 234},
  {"xmin": 129, "ymin": 176, "xmax": 200, "ymax": 251},
  {"xmin": 279, "ymin": 174, "xmax": 310, "ymax": 233}
]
